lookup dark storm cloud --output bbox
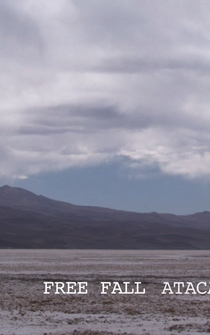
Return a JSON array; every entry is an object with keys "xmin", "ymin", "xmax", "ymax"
[
  {"xmin": 17, "ymin": 104, "xmax": 124, "ymax": 135},
  {"xmin": 16, "ymin": 100, "xmax": 209, "ymax": 140}
]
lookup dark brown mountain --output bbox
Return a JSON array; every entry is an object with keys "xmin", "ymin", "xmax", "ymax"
[{"xmin": 0, "ymin": 185, "xmax": 210, "ymax": 249}]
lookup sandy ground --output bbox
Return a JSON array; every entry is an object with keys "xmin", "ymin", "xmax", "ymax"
[{"xmin": 0, "ymin": 249, "xmax": 210, "ymax": 334}]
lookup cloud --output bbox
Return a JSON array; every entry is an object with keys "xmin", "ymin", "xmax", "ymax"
[
  {"xmin": 1, "ymin": 0, "xmax": 210, "ymax": 179},
  {"xmin": 0, "ymin": 1, "xmax": 43, "ymax": 64}
]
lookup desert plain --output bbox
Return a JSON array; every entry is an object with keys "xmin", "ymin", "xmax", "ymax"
[{"xmin": 0, "ymin": 249, "xmax": 210, "ymax": 334}]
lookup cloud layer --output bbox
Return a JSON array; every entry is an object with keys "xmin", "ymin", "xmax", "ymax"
[{"xmin": 1, "ymin": 0, "xmax": 210, "ymax": 179}]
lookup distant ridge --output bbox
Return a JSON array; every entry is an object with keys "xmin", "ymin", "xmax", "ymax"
[{"xmin": 0, "ymin": 185, "xmax": 210, "ymax": 249}]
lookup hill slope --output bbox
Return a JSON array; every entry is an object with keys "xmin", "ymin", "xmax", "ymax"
[{"xmin": 0, "ymin": 185, "xmax": 210, "ymax": 249}]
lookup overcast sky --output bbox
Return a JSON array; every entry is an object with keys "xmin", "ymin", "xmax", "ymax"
[{"xmin": 1, "ymin": 0, "xmax": 210, "ymax": 214}]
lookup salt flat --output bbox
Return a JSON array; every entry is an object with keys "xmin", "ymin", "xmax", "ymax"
[{"xmin": 0, "ymin": 250, "xmax": 210, "ymax": 335}]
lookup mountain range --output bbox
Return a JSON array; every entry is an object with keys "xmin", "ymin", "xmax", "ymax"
[{"xmin": 0, "ymin": 185, "xmax": 210, "ymax": 249}]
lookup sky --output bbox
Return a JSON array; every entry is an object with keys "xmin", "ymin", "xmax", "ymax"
[{"xmin": 1, "ymin": 0, "xmax": 210, "ymax": 214}]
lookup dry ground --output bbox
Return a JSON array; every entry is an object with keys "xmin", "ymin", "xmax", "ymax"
[{"xmin": 0, "ymin": 250, "xmax": 210, "ymax": 334}]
